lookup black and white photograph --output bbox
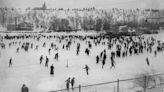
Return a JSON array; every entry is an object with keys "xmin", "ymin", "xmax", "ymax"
[{"xmin": 0, "ymin": 0, "xmax": 164, "ymax": 92}]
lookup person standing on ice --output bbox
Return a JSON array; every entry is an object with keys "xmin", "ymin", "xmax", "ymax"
[
  {"xmin": 40, "ymin": 55, "xmax": 43, "ymax": 64},
  {"xmin": 76, "ymin": 43, "xmax": 80, "ymax": 55},
  {"xmin": 30, "ymin": 43, "xmax": 33, "ymax": 49},
  {"xmin": 85, "ymin": 48, "xmax": 90, "ymax": 56},
  {"xmin": 21, "ymin": 84, "xmax": 29, "ymax": 92},
  {"xmin": 45, "ymin": 56, "xmax": 49, "ymax": 67},
  {"xmin": 9, "ymin": 57, "xmax": 12, "ymax": 67},
  {"xmin": 71, "ymin": 77, "xmax": 75, "ymax": 90},
  {"xmin": 100, "ymin": 51, "xmax": 103, "ymax": 60},
  {"xmin": 102, "ymin": 58, "xmax": 106, "ymax": 68},
  {"xmin": 154, "ymin": 50, "xmax": 157, "ymax": 57},
  {"xmin": 48, "ymin": 48, "xmax": 51, "ymax": 55},
  {"xmin": 110, "ymin": 56, "xmax": 115, "ymax": 69},
  {"xmin": 16, "ymin": 47, "xmax": 19, "ymax": 53},
  {"xmin": 83, "ymin": 64, "xmax": 90, "ymax": 75},
  {"xmin": 50, "ymin": 64, "xmax": 54, "ymax": 76},
  {"xmin": 65, "ymin": 77, "xmax": 71, "ymax": 90},
  {"xmin": 96, "ymin": 55, "xmax": 99, "ymax": 64},
  {"xmin": 54, "ymin": 53, "xmax": 59, "ymax": 61},
  {"xmin": 43, "ymin": 42, "xmax": 46, "ymax": 47},
  {"xmin": 146, "ymin": 57, "xmax": 150, "ymax": 66}
]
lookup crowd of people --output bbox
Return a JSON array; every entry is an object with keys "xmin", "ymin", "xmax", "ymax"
[{"xmin": 1, "ymin": 32, "xmax": 164, "ymax": 90}]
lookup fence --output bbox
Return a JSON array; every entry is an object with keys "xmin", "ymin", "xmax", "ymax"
[{"xmin": 49, "ymin": 73, "xmax": 164, "ymax": 92}]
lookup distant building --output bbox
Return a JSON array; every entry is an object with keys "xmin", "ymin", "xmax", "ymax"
[
  {"xmin": 7, "ymin": 23, "xmax": 17, "ymax": 31},
  {"xmin": 7, "ymin": 22, "xmax": 33, "ymax": 31},
  {"xmin": 16, "ymin": 22, "xmax": 33, "ymax": 31},
  {"xmin": 33, "ymin": 2, "xmax": 47, "ymax": 10},
  {"xmin": 119, "ymin": 25, "xmax": 128, "ymax": 32}
]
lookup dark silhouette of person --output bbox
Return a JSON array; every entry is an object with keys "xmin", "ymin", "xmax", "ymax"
[
  {"xmin": 83, "ymin": 64, "xmax": 90, "ymax": 75},
  {"xmin": 48, "ymin": 48, "xmax": 51, "ymax": 55},
  {"xmin": 54, "ymin": 53, "xmax": 59, "ymax": 61},
  {"xmin": 21, "ymin": 84, "xmax": 29, "ymax": 92},
  {"xmin": 45, "ymin": 56, "xmax": 49, "ymax": 67},
  {"xmin": 96, "ymin": 55, "xmax": 99, "ymax": 64},
  {"xmin": 102, "ymin": 53, "xmax": 107, "ymax": 68},
  {"xmin": 146, "ymin": 57, "xmax": 150, "ymax": 66},
  {"xmin": 71, "ymin": 77, "xmax": 75, "ymax": 90},
  {"xmin": 102, "ymin": 59, "xmax": 105, "ymax": 69},
  {"xmin": 50, "ymin": 64, "xmax": 54, "ymax": 75},
  {"xmin": 110, "ymin": 56, "xmax": 115, "ymax": 69},
  {"xmin": 40, "ymin": 55, "xmax": 43, "ymax": 64},
  {"xmin": 65, "ymin": 77, "xmax": 71, "ymax": 90},
  {"xmin": 9, "ymin": 57, "xmax": 12, "ymax": 67},
  {"xmin": 154, "ymin": 50, "xmax": 157, "ymax": 57}
]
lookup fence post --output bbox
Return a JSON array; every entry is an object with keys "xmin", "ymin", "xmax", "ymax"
[
  {"xmin": 79, "ymin": 84, "xmax": 81, "ymax": 92},
  {"xmin": 117, "ymin": 79, "xmax": 119, "ymax": 92},
  {"xmin": 144, "ymin": 76, "xmax": 147, "ymax": 92}
]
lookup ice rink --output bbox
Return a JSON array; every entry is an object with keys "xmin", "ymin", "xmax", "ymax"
[{"xmin": 1, "ymin": 31, "xmax": 164, "ymax": 92}]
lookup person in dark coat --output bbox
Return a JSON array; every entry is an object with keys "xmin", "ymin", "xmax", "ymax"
[
  {"xmin": 83, "ymin": 64, "xmax": 90, "ymax": 75},
  {"xmin": 100, "ymin": 51, "xmax": 103, "ymax": 60},
  {"xmin": 154, "ymin": 50, "xmax": 157, "ymax": 57},
  {"xmin": 102, "ymin": 59, "xmax": 105, "ymax": 68},
  {"xmin": 45, "ymin": 56, "xmax": 49, "ymax": 67},
  {"xmin": 16, "ymin": 47, "xmax": 19, "ymax": 53},
  {"xmin": 146, "ymin": 57, "xmax": 150, "ymax": 66},
  {"xmin": 40, "ymin": 55, "xmax": 43, "ymax": 64},
  {"xmin": 50, "ymin": 64, "xmax": 54, "ymax": 75},
  {"xmin": 110, "ymin": 56, "xmax": 115, "ymax": 69},
  {"xmin": 9, "ymin": 57, "xmax": 12, "ymax": 67},
  {"xmin": 96, "ymin": 55, "xmax": 99, "ymax": 64},
  {"xmin": 85, "ymin": 48, "xmax": 90, "ymax": 56},
  {"xmin": 21, "ymin": 84, "xmax": 29, "ymax": 92},
  {"xmin": 54, "ymin": 53, "xmax": 59, "ymax": 61},
  {"xmin": 70, "ymin": 77, "xmax": 75, "ymax": 90},
  {"xmin": 65, "ymin": 77, "xmax": 71, "ymax": 90},
  {"xmin": 48, "ymin": 48, "xmax": 51, "ymax": 55}
]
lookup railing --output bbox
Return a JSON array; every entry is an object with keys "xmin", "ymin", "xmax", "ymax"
[{"xmin": 49, "ymin": 73, "xmax": 164, "ymax": 92}]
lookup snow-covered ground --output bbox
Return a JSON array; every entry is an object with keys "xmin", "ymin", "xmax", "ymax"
[{"xmin": 1, "ymin": 31, "xmax": 164, "ymax": 92}]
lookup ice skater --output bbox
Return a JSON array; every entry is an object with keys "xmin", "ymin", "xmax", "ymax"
[
  {"xmin": 43, "ymin": 42, "xmax": 46, "ymax": 47},
  {"xmin": 96, "ymin": 55, "xmax": 99, "ymax": 64},
  {"xmin": 40, "ymin": 55, "xmax": 43, "ymax": 64},
  {"xmin": 71, "ymin": 77, "xmax": 75, "ymax": 90},
  {"xmin": 102, "ymin": 53, "xmax": 107, "ymax": 68},
  {"xmin": 48, "ymin": 48, "xmax": 51, "ymax": 55},
  {"xmin": 146, "ymin": 57, "xmax": 150, "ymax": 66},
  {"xmin": 45, "ymin": 56, "xmax": 49, "ymax": 67},
  {"xmin": 9, "ymin": 57, "xmax": 12, "ymax": 67},
  {"xmin": 21, "ymin": 84, "xmax": 29, "ymax": 92},
  {"xmin": 102, "ymin": 59, "xmax": 105, "ymax": 68},
  {"xmin": 16, "ymin": 47, "xmax": 19, "ymax": 53},
  {"xmin": 154, "ymin": 50, "xmax": 157, "ymax": 57},
  {"xmin": 83, "ymin": 64, "xmax": 90, "ymax": 75},
  {"xmin": 76, "ymin": 43, "xmax": 80, "ymax": 55},
  {"xmin": 100, "ymin": 51, "xmax": 103, "ymax": 60},
  {"xmin": 85, "ymin": 48, "xmax": 90, "ymax": 56},
  {"xmin": 110, "ymin": 56, "xmax": 115, "ymax": 69},
  {"xmin": 50, "ymin": 64, "xmax": 54, "ymax": 76},
  {"xmin": 65, "ymin": 77, "xmax": 71, "ymax": 90},
  {"xmin": 54, "ymin": 53, "xmax": 59, "ymax": 61}
]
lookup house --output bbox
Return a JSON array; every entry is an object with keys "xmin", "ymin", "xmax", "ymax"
[
  {"xmin": 7, "ymin": 23, "xmax": 17, "ymax": 31},
  {"xmin": 119, "ymin": 25, "xmax": 129, "ymax": 33},
  {"xmin": 16, "ymin": 22, "xmax": 34, "ymax": 31}
]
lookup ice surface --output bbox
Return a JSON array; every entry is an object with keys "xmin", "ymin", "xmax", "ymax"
[{"xmin": 0, "ymin": 31, "xmax": 164, "ymax": 92}]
